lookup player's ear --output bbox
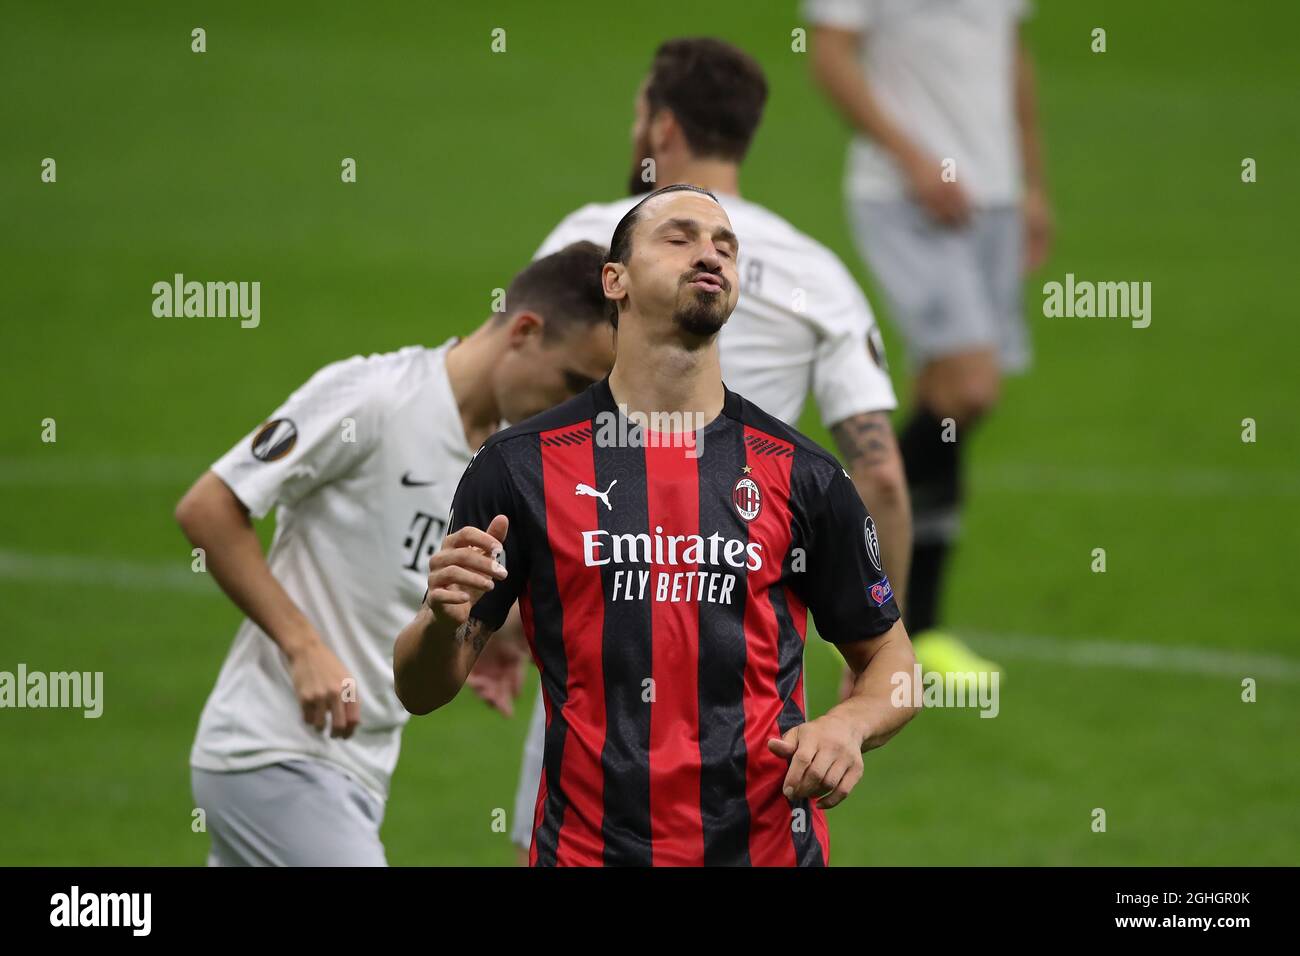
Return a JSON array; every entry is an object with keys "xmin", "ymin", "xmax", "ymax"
[
  {"xmin": 602, "ymin": 262, "xmax": 628, "ymax": 306},
  {"xmin": 649, "ymin": 107, "xmax": 677, "ymax": 155},
  {"xmin": 505, "ymin": 310, "xmax": 544, "ymax": 346}
]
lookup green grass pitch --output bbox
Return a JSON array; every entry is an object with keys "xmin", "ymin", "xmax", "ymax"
[{"xmin": 1, "ymin": 0, "xmax": 1296, "ymax": 865}]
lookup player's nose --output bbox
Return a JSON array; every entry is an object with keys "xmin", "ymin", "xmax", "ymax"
[
  {"xmin": 692, "ymin": 241, "xmax": 724, "ymax": 271},
  {"xmin": 696, "ymin": 253, "xmax": 721, "ymax": 273}
]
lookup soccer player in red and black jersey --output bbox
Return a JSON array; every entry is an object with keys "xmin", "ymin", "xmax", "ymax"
[{"xmin": 394, "ymin": 184, "xmax": 919, "ymax": 866}]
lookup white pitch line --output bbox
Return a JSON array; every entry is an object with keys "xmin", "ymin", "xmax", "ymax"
[
  {"xmin": 966, "ymin": 631, "xmax": 1300, "ymax": 683},
  {"xmin": 3, "ymin": 456, "xmax": 1298, "ymax": 498},
  {"xmin": 0, "ymin": 548, "xmax": 217, "ymax": 595},
  {"xmin": 972, "ymin": 462, "xmax": 1300, "ymax": 499},
  {"xmin": 0, "ymin": 457, "xmax": 204, "ymax": 487},
  {"xmin": 2, "ymin": 547, "xmax": 1297, "ymax": 685}
]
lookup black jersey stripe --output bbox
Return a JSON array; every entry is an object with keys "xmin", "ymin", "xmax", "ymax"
[
  {"xmin": 696, "ymin": 420, "xmax": 753, "ymax": 865},
  {"xmin": 593, "ymin": 437, "xmax": 654, "ymax": 866},
  {"xmin": 518, "ymin": 433, "xmax": 570, "ymax": 867}
]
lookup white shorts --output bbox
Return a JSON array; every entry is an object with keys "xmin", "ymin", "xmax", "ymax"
[
  {"xmin": 192, "ymin": 759, "xmax": 387, "ymax": 866},
  {"xmin": 850, "ymin": 200, "xmax": 1029, "ymax": 374},
  {"xmin": 510, "ymin": 688, "xmax": 547, "ymax": 851}
]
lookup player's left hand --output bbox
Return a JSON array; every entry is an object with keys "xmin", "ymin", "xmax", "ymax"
[
  {"xmin": 767, "ymin": 714, "xmax": 865, "ymax": 810},
  {"xmin": 466, "ymin": 632, "xmax": 526, "ymax": 717},
  {"xmin": 1023, "ymin": 184, "xmax": 1054, "ymax": 272}
]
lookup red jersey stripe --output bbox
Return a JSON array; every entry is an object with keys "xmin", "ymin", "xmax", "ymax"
[
  {"xmin": 783, "ymin": 584, "xmax": 831, "ymax": 862},
  {"xmin": 540, "ymin": 428, "xmax": 607, "ymax": 866},
  {"xmin": 740, "ymin": 427, "xmax": 798, "ymax": 866},
  {"xmin": 644, "ymin": 441, "xmax": 705, "ymax": 865}
]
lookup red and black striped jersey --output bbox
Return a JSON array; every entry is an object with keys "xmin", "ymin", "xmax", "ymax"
[{"xmin": 447, "ymin": 378, "xmax": 899, "ymax": 866}]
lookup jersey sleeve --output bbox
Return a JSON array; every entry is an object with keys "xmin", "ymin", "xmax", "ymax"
[
  {"xmin": 792, "ymin": 461, "xmax": 900, "ymax": 644},
  {"xmin": 808, "ymin": 252, "xmax": 898, "ymax": 427},
  {"xmin": 445, "ymin": 441, "xmax": 529, "ymax": 632},
  {"xmin": 802, "ymin": 0, "xmax": 876, "ymax": 31},
  {"xmin": 210, "ymin": 355, "xmax": 385, "ymax": 519},
  {"xmin": 534, "ymin": 205, "xmax": 604, "ymax": 260}
]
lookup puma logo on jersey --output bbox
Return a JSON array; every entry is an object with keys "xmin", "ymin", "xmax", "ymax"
[{"xmin": 575, "ymin": 480, "xmax": 617, "ymax": 511}]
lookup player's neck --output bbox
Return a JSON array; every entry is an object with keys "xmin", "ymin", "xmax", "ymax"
[
  {"xmin": 658, "ymin": 157, "xmax": 741, "ymax": 198},
  {"xmin": 607, "ymin": 329, "xmax": 725, "ymax": 426},
  {"xmin": 444, "ymin": 323, "xmax": 503, "ymax": 447}
]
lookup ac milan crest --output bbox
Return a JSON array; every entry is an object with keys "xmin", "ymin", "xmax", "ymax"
[{"xmin": 732, "ymin": 475, "xmax": 761, "ymax": 521}]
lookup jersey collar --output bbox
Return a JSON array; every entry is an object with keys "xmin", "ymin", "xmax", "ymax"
[{"xmin": 591, "ymin": 375, "xmax": 742, "ymax": 424}]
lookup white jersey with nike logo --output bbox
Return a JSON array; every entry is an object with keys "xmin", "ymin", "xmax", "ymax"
[
  {"xmin": 535, "ymin": 191, "xmax": 897, "ymax": 426},
  {"xmin": 191, "ymin": 339, "xmax": 472, "ymax": 800}
]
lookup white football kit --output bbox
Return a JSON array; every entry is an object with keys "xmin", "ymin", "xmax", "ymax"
[
  {"xmin": 803, "ymin": 0, "xmax": 1033, "ymax": 371},
  {"xmin": 510, "ymin": 191, "xmax": 897, "ymax": 849},
  {"xmin": 191, "ymin": 340, "xmax": 473, "ymax": 865}
]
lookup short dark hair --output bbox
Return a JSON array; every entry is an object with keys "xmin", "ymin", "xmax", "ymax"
[
  {"xmin": 606, "ymin": 183, "xmax": 719, "ymax": 267},
  {"xmin": 501, "ymin": 240, "xmax": 609, "ymax": 340},
  {"xmin": 603, "ymin": 184, "xmax": 719, "ymax": 327},
  {"xmin": 644, "ymin": 38, "xmax": 768, "ymax": 163}
]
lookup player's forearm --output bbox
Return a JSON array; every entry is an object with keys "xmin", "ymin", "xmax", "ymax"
[
  {"xmin": 830, "ymin": 412, "xmax": 911, "ymax": 611},
  {"xmin": 1015, "ymin": 35, "xmax": 1047, "ymax": 193},
  {"xmin": 809, "ymin": 27, "xmax": 927, "ymax": 168},
  {"xmin": 174, "ymin": 471, "xmax": 319, "ymax": 658},
  {"xmin": 850, "ymin": 466, "xmax": 910, "ymax": 614},
  {"xmin": 826, "ymin": 623, "xmax": 919, "ymax": 752},
  {"xmin": 393, "ymin": 605, "xmax": 480, "ymax": 715}
]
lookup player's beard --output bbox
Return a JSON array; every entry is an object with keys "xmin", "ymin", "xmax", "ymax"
[{"xmin": 672, "ymin": 273, "xmax": 731, "ymax": 338}]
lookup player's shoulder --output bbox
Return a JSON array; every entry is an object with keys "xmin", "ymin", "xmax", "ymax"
[
  {"xmin": 721, "ymin": 196, "xmax": 837, "ymax": 259},
  {"xmin": 566, "ymin": 196, "xmax": 641, "ymax": 222},
  {"xmin": 723, "ymin": 196, "xmax": 859, "ymax": 283},
  {"xmin": 474, "ymin": 383, "xmax": 601, "ymax": 461},
  {"xmin": 539, "ymin": 197, "xmax": 640, "ymax": 255},
  {"xmin": 310, "ymin": 343, "xmax": 424, "ymax": 379},
  {"xmin": 314, "ymin": 343, "xmax": 446, "ymax": 403},
  {"xmin": 728, "ymin": 388, "xmax": 844, "ymax": 481}
]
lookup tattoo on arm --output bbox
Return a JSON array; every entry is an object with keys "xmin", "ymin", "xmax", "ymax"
[
  {"xmin": 452, "ymin": 617, "xmax": 492, "ymax": 654},
  {"xmin": 831, "ymin": 411, "xmax": 893, "ymax": 471}
]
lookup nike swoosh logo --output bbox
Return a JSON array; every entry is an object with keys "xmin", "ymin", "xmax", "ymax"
[{"xmin": 401, "ymin": 472, "xmax": 436, "ymax": 487}]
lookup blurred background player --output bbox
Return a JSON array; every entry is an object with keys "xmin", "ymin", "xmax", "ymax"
[
  {"xmin": 805, "ymin": 0, "xmax": 1053, "ymax": 674},
  {"xmin": 176, "ymin": 243, "xmax": 614, "ymax": 865},
  {"xmin": 487, "ymin": 37, "xmax": 911, "ymax": 864}
]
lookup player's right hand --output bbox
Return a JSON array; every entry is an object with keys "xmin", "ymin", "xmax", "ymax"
[
  {"xmin": 904, "ymin": 152, "xmax": 972, "ymax": 227},
  {"xmin": 424, "ymin": 515, "xmax": 509, "ymax": 626},
  {"xmin": 287, "ymin": 639, "xmax": 361, "ymax": 739}
]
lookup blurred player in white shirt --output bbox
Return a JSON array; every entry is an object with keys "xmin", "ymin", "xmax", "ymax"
[
  {"xmin": 494, "ymin": 37, "xmax": 912, "ymax": 862},
  {"xmin": 178, "ymin": 243, "xmax": 614, "ymax": 866},
  {"xmin": 806, "ymin": 0, "xmax": 1053, "ymax": 673}
]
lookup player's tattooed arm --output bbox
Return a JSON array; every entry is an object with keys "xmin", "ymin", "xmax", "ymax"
[
  {"xmin": 393, "ymin": 518, "xmax": 509, "ymax": 715},
  {"xmin": 453, "ymin": 617, "xmax": 493, "ymax": 655},
  {"xmin": 830, "ymin": 411, "xmax": 893, "ymax": 470},
  {"xmin": 829, "ymin": 411, "xmax": 911, "ymax": 612}
]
